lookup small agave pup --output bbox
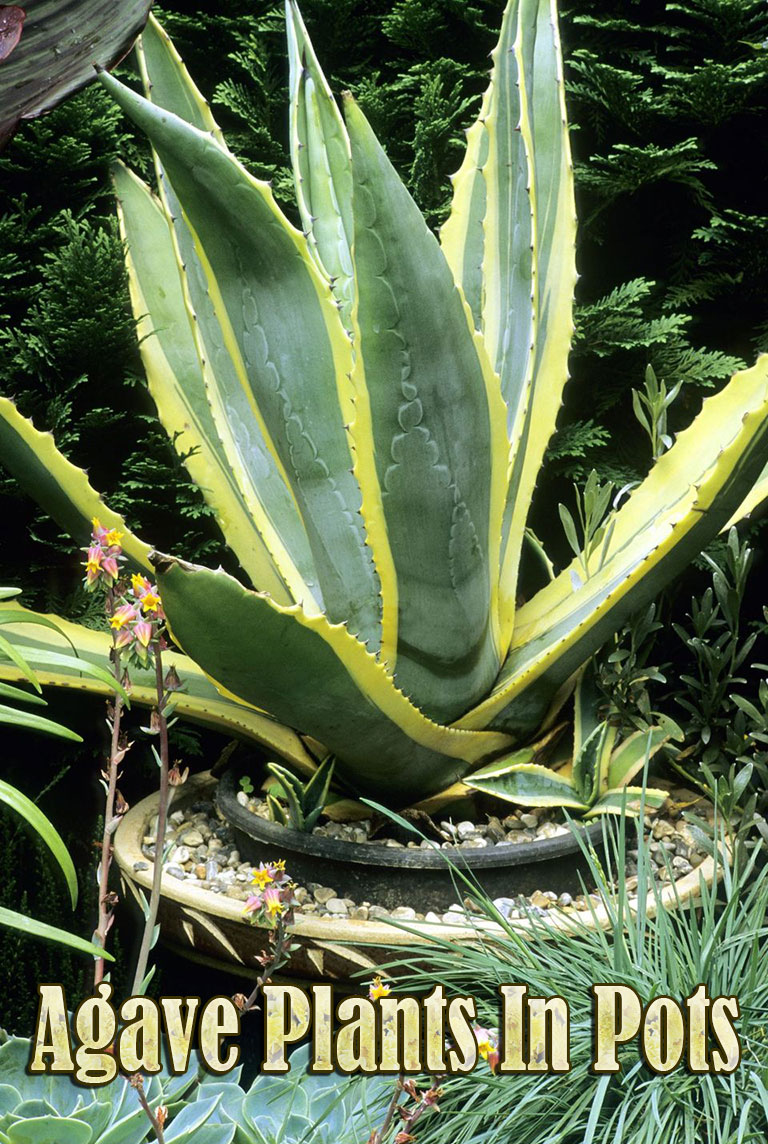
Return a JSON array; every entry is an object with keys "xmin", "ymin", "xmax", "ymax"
[
  {"xmin": 465, "ymin": 660, "xmax": 681, "ymax": 816},
  {"xmin": 1, "ymin": 0, "xmax": 768, "ymax": 814}
]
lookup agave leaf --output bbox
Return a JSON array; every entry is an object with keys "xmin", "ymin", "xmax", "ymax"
[
  {"xmin": 607, "ymin": 725, "xmax": 672, "ymax": 790},
  {"xmin": 442, "ymin": 0, "xmax": 577, "ymax": 649},
  {"xmin": 460, "ymin": 354, "xmax": 768, "ymax": 735},
  {"xmin": 0, "ymin": 0, "xmax": 152, "ymax": 146},
  {"xmin": 466, "ymin": 744, "xmax": 536, "ymax": 780},
  {"xmin": 0, "ymin": 780, "xmax": 78, "ymax": 908},
  {"xmin": 100, "ymin": 70, "xmax": 384, "ymax": 652},
  {"xmin": 133, "ymin": 29, "xmax": 323, "ymax": 612},
  {"xmin": 113, "ymin": 163, "xmax": 294, "ymax": 605},
  {"xmin": 725, "ymin": 458, "xmax": 768, "ymax": 528},
  {"xmin": 266, "ymin": 794, "xmax": 289, "ymax": 827},
  {"xmin": 150, "ymin": 554, "xmax": 513, "ymax": 803},
  {"xmin": 465, "ymin": 721, "xmax": 565, "ymax": 781},
  {"xmin": 0, "ymin": 603, "xmax": 316, "ymax": 776},
  {"xmin": 441, "ymin": 0, "xmax": 534, "ymax": 437},
  {"xmin": 499, "ymin": 0, "xmax": 577, "ymax": 648},
  {"xmin": 586, "ymin": 788, "xmax": 668, "ymax": 817},
  {"xmin": 286, "ymin": 0, "xmax": 355, "ymax": 328},
  {"xmin": 136, "ymin": 13, "xmax": 225, "ymax": 142},
  {"xmin": 267, "ymin": 764, "xmax": 305, "ymax": 829},
  {"xmin": 344, "ymin": 93, "xmax": 508, "ymax": 722},
  {"xmin": 465, "ymin": 761, "xmax": 588, "ymax": 809},
  {"xmin": 302, "ymin": 753, "xmax": 335, "ymax": 811},
  {"xmin": 572, "ymin": 722, "xmax": 616, "ymax": 806},
  {"xmin": 573, "ymin": 659, "xmax": 602, "ymax": 754},
  {"xmin": 133, "ymin": 17, "xmax": 319, "ymax": 606},
  {"xmin": 0, "ymin": 398, "xmax": 152, "ymax": 574}
]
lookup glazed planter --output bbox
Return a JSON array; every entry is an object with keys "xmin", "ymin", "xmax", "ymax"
[
  {"xmin": 113, "ymin": 772, "xmax": 720, "ymax": 984},
  {"xmin": 216, "ymin": 766, "xmax": 608, "ymax": 913}
]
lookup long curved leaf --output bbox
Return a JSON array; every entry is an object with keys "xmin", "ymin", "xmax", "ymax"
[
  {"xmin": 441, "ymin": 0, "xmax": 534, "ymax": 433},
  {"xmin": 725, "ymin": 458, "xmax": 768, "ymax": 529},
  {"xmin": 0, "ymin": 906, "xmax": 112, "ymax": 961},
  {"xmin": 132, "ymin": 22, "xmax": 321, "ymax": 609},
  {"xmin": 100, "ymin": 69, "xmax": 384, "ymax": 651},
  {"xmin": 0, "ymin": 397, "xmax": 152, "ymax": 574},
  {"xmin": 498, "ymin": 0, "xmax": 577, "ymax": 648},
  {"xmin": 0, "ymin": 780, "xmax": 78, "ymax": 908},
  {"xmin": 460, "ymin": 354, "xmax": 768, "ymax": 735},
  {"xmin": 286, "ymin": 0, "xmax": 355, "ymax": 328},
  {"xmin": 0, "ymin": 603, "xmax": 317, "ymax": 777},
  {"xmin": 151, "ymin": 554, "xmax": 513, "ymax": 804},
  {"xmin": 0, "ymin": 682, "xmax": 46, "ymax": 706},
  {"xmin": 607, "ymin": 725, "xmax": 673, "ymax": 790},
  {"xmin": 345, "ymin": 93, "xmax": 508, "ymax": 722},
  {"xmin": 0, "ymin": 607, "xmax": 129, "ymax": 705},
  {"xmin": 0, "ymin": 703, "xmax": 81, "ymax": 742},
  {"xmin": 113, "ymin": 162, "xmax": 294, "ymax": 605},
  {"xmin": 441, "ymin": 0, "xmax": 577, "ymax": 651},
  {"xmin": 137, "ymin": 13, "xmax": 225, "ymax": 141},
  {"xmin": 587, "ymin": 788, "xmax": 667, "ymax": 816},
  {"xmin": 466, "ymin": 761, "xmax": 588, "ymax": 809}
]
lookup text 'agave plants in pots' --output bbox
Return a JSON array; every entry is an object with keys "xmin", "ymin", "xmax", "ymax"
[{"xmin": 1, "ymin": 0, "xmax": 768, "ymax": 820}]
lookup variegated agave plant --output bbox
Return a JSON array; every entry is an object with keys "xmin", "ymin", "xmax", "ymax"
[{"xmin": 2, "ymin": 0, "xmax": 768, "ymax": 811}]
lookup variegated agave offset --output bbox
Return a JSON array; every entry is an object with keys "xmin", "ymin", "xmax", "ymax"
[{"xmin": 2, "ymin": 0, "xmax": 768, "ymax": 808}]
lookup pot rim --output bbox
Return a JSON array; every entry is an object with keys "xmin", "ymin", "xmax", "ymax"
[{"xmin": 112, "ymin": 772, "xmax": 720, "ymax": 950}]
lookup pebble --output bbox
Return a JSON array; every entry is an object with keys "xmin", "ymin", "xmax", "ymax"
[
  {"xmin": 493, "ymin": 897, "xmax": 516, "ymax": 918},
  {"xmin": 485, "ymin": 818, "xmax": 506, "ymax": 844},
  {"xmin": 530, "ymin": 890, "xmax": 552, "ymax": 910},
  {"xmin": 313, "ymin": 886, "xmax": 336, "ymax": 905},
  {"xmin": 141, "ymin": 792, "xmax": 709, "ymax": 927}
]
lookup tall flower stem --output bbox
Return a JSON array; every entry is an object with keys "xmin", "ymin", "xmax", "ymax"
[
  {"xmin": 94, "ymin": 612, "xmax": 124, "ymax": 987},
  {"xmin": 239, "ymin": 915, "xmax": 293, "ymax": 1014},
  {"xmin": 368, "ymin": 1076, "xmax": 404, "ymax": 1144},
  {"xmin": 131, "ymin": 645, "xmax": 171, "ymax": 995},
  {"xmin": 130, "ymin": 1074, "xmax": 166, "ymax": 1143}
]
